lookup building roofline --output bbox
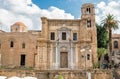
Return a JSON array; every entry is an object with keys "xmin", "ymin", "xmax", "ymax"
[
  {"xmin": 0, "ymin": 30, "xmax": 6, "ymax": 33},
  {"xmin": 41, "ymin": 17, "xmax": 81, "ymax": 21}
]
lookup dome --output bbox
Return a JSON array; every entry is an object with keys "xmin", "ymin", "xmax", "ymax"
[
  {"xmin": 11, "ymin": 22, "xmax": 28, "ymax": 32},
  {"xmin": 12, "ymin": 22, "xmax": 27, "ymax": 28}
]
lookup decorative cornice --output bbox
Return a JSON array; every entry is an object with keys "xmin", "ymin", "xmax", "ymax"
[
  {"xmin": 37, "ymin": 38, "xmax": 49, "ymax": 42},
  {"xmin": 78, "ymin": 39, "xmax": 92, "ymax": 43}
]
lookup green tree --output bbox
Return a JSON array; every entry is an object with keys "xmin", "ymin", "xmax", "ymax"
[
  {"xmin": 101, "ymin": 14, "xmax": 119, "ymax": 54},
  {"xmin": 97, "ymin": 48, "xmax": 106, "ymax": 61},
  {"xmin": 58, "ymin": 75, "xmax": 63, "ymax": 79},
  {"xmin": 97, "ymin": 24, "xmax": 109, "ymax": 48},
  {"xmin": 97, "ymin": 48, "xmax": 107, "ymax": 68},
  {"xmin": 97, "ymin": 24, "xmax": 109, "ymax": 68}
]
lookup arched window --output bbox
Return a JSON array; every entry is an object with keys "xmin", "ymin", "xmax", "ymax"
[
  {"xmin": 87, "ymin": 54, "xmax": 90, "ymax": 60},
  {"xmin": 10, "ymin": 41, "xmax": 14, "ymax": 48},
  {"xmin": 22, "ymin": 43, "xmax": 25, "ymax": 49},
  {"xmin": 87, "ymin": 20, "xmax": 91, "ymax": 27},
  {"xmin": 86, "ymin": 8, "xmax": 91, "ymax": 14},
  {"xmin": 73, "ymin": 33, "xmax": 77, "ymax": 41},
  {"xmin": 114, "ymin": 41, "xmax": 118, "ymax": 48}
]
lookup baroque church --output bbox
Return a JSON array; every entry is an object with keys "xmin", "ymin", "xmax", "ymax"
[{"xmin": 0, "ymin": 3, "xmax": 97, "ymax": 70}]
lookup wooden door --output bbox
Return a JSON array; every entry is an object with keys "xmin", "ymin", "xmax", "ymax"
[{"xmin": 60, "ymin": 52, "xmax": 68, "ymax": 68}]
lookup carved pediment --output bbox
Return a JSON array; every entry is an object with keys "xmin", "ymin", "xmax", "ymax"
[
  {"xmin": 61, "ymin": 46, "xmax": 67, "ymax": 52},
  {"xmin": 57, "ymin": 27, "xmax": 71, "ymax": 31}
]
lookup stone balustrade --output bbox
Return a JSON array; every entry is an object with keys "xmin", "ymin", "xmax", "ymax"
[{"xmin": 0, "ymin": 69, "xmax": 113, "ymax": 79}]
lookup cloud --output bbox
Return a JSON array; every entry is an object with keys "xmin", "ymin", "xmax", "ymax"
[
  {"xmin": 96, "ymin": 0, "xmax": 120, "ymax": 34},
  {"xmin": 40, "ymin": 6, "xmax": 74, "ymax": 19},
  {"xmin": 0, "ymin": 0, "xmax": 74, "ymax": 31},
  {"xmin": 1, "ymin": 0, "xmax": 119, "ymax": 34}
]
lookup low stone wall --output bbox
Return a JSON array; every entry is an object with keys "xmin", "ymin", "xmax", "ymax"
[{"xmin": 0, "ymin": 69, "xmax": 113, "ymax": 79}]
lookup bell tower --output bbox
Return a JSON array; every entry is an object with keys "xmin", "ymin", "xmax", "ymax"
[
  {"xmin": 80, "ymin": 3, "xmax": 98, "ymax": 64},
  {"xmin": 81, "ymin": 3, "xmax": 95, "ymax": 28}
]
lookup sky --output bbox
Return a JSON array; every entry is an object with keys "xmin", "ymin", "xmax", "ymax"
[{"xmin": 0, "ymin": 0, "xmax": 120, "ymax": 33}]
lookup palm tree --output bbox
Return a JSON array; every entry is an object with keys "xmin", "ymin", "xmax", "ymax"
[{"xmin": 102, "ymin": 14, "xmax": 119, "ymax": 63}]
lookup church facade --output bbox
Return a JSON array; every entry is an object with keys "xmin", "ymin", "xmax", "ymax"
[
  {"xmin": 112, "ymin": 34, "xmax": 120, "ymax": 64},
  {"xmin": 0, "ymin": 3, "xmax": 97, "ymax": 70}
]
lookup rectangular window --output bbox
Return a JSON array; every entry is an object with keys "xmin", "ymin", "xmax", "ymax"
[
  {"xmin": 73, "ymin": 33, "xmax": 77, "ymax": 41},
  {"xmin": 62, "ymin": 32, "xmax": 66, "ymax": 40},
  {"xmin": 22, "ymin": 43, "xmax": 25, "ymax": 49},
  {"xmin": 10, "ymin": 41, "xmax": 14, "ymax": 48},
  {"xmin": 50, "ymin": 32, "xmax": 55, "ymax": 40}
]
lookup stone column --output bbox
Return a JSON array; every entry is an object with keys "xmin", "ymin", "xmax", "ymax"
[
  {"xmin": 75, "ymin": 44, "xmax": 78, "ymax": 69},
  {"xmin": 50, "ymin": 44, "xmax": 53, "ymax": 69},
  {"xmin": 35, "ymin": 46, "xmax": 40, "ymax": 69},
  {"xmin": 43, "ymin": 46, "xmax": 47, "ymax": 69},
  {"xmin": 71, "ymin": 43, "xmax": 74, "ymax": 69},
  {"xmin": 55, "ymin": 42, "xmax": 58, "ymax": 69}
]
